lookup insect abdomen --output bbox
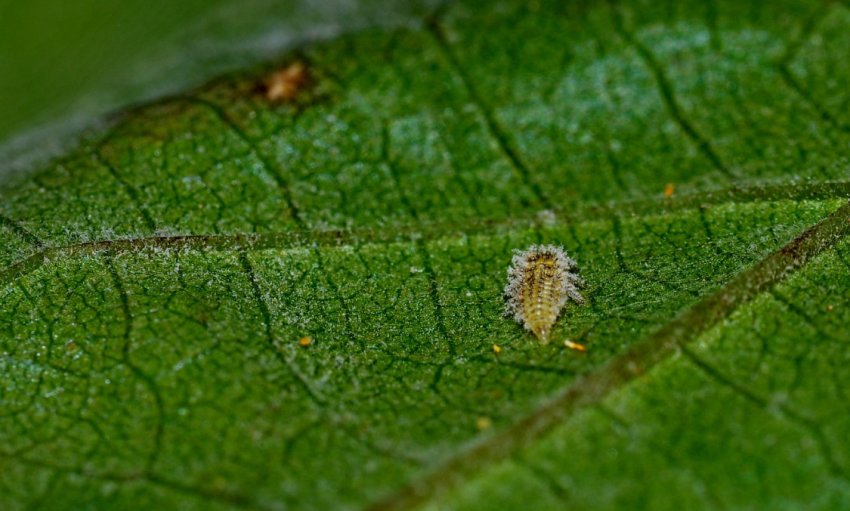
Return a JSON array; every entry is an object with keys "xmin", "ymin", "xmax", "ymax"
[{"xmin": 522, "ymin": 256, "xmax": 562, "ymax": 341}]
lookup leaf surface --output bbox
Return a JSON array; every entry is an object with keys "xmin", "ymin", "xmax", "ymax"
[{"xmin": 1, "ymin": 0, "xmax": 850, "ymax": 510}]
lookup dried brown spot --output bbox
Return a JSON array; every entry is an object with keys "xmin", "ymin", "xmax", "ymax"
[{"xmin": 264, "ymin": 61, "xmax": 310, "ymax": 102}]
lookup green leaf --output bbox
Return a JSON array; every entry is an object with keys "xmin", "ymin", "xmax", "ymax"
[
  {"xmin": 423, "ymin": 234, "xmax": 850, "ymax": 511},
  {"xmin": 2, "ymin": 1, "xmax": 850, "ymax": 510},
  {"xmin": 0, "ymin": 0, "xmax": 439, "ymax": 166}
]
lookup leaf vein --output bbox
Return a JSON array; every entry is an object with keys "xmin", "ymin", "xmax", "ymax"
[{"xmin": 366, "ymin": 200, "xmax": 850, "ymax": 510}]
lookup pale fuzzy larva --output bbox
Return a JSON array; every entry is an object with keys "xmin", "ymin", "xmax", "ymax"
[{"xmin": 504, "ymin": 245, "xmax": 584, "ymax": 344}]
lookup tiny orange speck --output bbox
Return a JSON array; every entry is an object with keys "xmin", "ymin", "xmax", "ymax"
[
  {"xmin": 564, "ymin": 339, "xmax": 587, "ymax": 352},
  {"xmin": 492, "ymin": 344, "xmax": 502, "ymax": 354},
  {"xmin": 664, "ymin": 183, "xmax": 675, "ymax": 198},
  {"xmin": 298, "ymin": 336, "xmax": 312, "ymax": 347},
  {"xmin": 476, "ymin": 417, "xmax": 493, "ymax": 431}
]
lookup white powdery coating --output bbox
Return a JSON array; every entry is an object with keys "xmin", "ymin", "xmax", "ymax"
[{"xmin": 503, "ymin": 244, "xmax": 585, "ymax": 332}]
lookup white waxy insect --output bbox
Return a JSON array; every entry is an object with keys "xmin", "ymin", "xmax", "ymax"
[{"xmin": 503, "ymin": 245, "xmax": 584, "ymax": 344}]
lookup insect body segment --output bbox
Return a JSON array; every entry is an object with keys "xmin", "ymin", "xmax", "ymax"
[{"xmin": 504, "ymin": 245, "xmax": 584, "ymax": 344}]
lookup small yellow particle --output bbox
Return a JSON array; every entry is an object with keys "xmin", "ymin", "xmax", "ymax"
[
  {"xmin": 664, "ymin": 183, "xmax": 675, "ymax": 198},
  {"xmin": 492, "ymin": 344, "xmax": 502, "ymax": 354},
  {"xmin": 476, "ymin": 417, "xmax": 493, "ymax": 431},
  {"xmin": 564, "ymin": 339, "xmax": 587, "ymax": 352},
  {"xmin": 827, "ymin": 304, "xmax": 834, "ymax": 312},
  {"xmin": 298, "ymin": 336, "xmax": 313, "ymax": 347}
]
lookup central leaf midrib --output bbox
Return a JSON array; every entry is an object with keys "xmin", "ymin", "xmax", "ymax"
[{"xmin": 3, "ymin": 179, "xmax": 848, "ymax": 290}]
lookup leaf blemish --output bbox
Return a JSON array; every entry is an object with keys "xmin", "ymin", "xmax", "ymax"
[
  {"xmin": 263, "ymin": 61, "xmax": 310, "ymax": 102},
  {"xmin": 476, "ymin": 417, "xmax": 493, "ymax": 431},
  {"xmin": 504, "ymin": 245, "xmax": 585, "ymax": 344}
]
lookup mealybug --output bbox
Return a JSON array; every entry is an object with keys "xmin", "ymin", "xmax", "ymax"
[{"xmin": 504, "ymin": 245, "xmax": 584, "ymax": 344}]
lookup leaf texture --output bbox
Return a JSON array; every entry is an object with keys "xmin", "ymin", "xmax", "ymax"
[{"xmin": 1, "ymin": 0, "xmax": 850, "ymax": 510}]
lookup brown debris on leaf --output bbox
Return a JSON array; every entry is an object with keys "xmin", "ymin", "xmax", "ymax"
[{"xmin": 264, "ymin": 61, "xmax": 310, "ymax": 102}]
